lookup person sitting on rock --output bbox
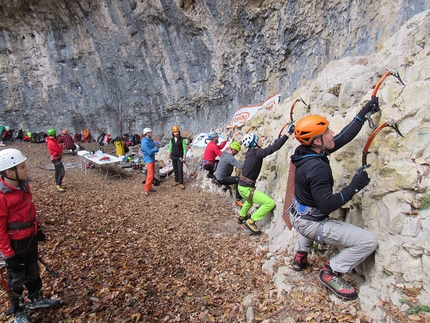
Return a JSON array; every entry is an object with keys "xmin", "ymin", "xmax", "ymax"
[
  {"xmin": 214, "ymin": 141, "xmax": 244, "ymax": 206},
  {"xmin": 57, "ymin": 130, "xmax": 77, "ymax": 155},
  {"xmin": 202, "ymin": 131, "xmax": 228, "ymax": 179}
]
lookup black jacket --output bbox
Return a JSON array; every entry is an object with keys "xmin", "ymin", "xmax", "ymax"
[
  {"xmin": 239, "ymin": 134, "xmax": 288, "ymax": 187},
  {"xmin": 291, "ymin": 116, "xmax": 365, "ymax": 217}
]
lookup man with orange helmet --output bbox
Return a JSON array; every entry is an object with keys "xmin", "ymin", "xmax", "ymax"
[
  {"xmin": 289, "ymin": 97, "xmax": 379, "ymax": 301},
  {"xmin": 167, "ymin": 125, "xmax": 187, "ymax": 189}
]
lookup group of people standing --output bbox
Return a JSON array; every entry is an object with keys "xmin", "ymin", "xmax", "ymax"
[
  {"xmin": 141, "ymin": 126, "xmax": 188, "ymax": 196},
  {"xmin": 202, "ymin": 97, "xmax": 380, "ymax": 301}
]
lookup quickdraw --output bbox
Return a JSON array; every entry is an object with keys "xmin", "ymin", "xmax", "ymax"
[
  {"xmin": 366, "ymin": 68, "xmax": 406, "ymax": 129},
  {"xmin": 278, "ymin": 97, "xmax": 308, "ymax": 138},
  {"xmin": 356, "ymin": 117, "xmax": 403, "ymax": 174}
]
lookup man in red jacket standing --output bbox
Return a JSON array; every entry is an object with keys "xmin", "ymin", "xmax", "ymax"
[
  {"xmin": 45, "ymin": 128, "xmax": 66, "ymax": 192},
  {"xmin": 0, "ymin": 148, "xmax": 60, "ymax": 322},
  {"xmin": 202, "ymin": 131, "xmax": 228, "ymax": 179}
]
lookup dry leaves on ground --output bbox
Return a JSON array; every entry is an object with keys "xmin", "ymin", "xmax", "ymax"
[{"xmin": 0, "ymin": 142, "xmax": 421, "ymax": 323}]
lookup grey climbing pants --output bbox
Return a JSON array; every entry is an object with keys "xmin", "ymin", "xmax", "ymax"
[{"xmin": 290, "ymin": 210, "xmax": 378, "ymax": 274}]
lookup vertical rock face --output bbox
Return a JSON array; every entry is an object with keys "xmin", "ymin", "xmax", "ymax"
[
  {"xmin": 0, "ymin": 0, "xmax": 428, "ymax": 135},
  {"xmin": 221, "ymin": 10, "xmax": 428, "ymax": 321}
]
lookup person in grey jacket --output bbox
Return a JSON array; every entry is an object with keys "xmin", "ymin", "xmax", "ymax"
[{"xmin": 214, "ymin": 141, "xmax": 244, "ymax": 206}]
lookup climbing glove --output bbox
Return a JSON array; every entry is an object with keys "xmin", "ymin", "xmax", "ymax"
[
  {"xmin": 357, "ymin": 96, "xmax": 379, "ymax": 120},
  {"xmin": 349, "ymin": 168, "xmax": 371, "ymax": 193},
  {"xmin": 287, "ymin": 124, "xmax": 295, "ymax": 135}
]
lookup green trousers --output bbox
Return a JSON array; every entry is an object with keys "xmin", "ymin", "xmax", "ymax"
[{"xmin": 238, "ymin": 185, "xmax": 276, "ymax": 221}]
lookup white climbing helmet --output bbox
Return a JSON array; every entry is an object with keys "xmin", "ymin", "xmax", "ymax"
[
  {"xmin": 241, "ymin": 133, "xmax": 257, "ymax": 148},
  {"xmin": 143, "ymin": 128, "xmax": 153, "ymax": 135},
  {"xmin": 0, "ymin": 148, "xmax": 27, "ymax": 172}
]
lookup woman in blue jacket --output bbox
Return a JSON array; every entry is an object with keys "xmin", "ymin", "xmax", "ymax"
[{"xmin": 141, "ymin": 128, "xmax": 159, "ymax": 196}]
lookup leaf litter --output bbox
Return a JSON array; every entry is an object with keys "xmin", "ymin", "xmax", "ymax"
[{"xmin": 0, "ymin": 142, "xmax": 419, "ymax": 323}]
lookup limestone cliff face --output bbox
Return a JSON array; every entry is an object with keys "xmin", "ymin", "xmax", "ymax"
[
  {"xmin": 0, "ymin": 0, "xmax": 428, "ymax": 136},
  {"xmin": 193, "ymin": 10, "xmax": 428, "ymax": 321}
]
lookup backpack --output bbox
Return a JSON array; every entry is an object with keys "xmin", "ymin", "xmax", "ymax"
[
  {"xmin": 33, "ymin": 132, "xmax": 46, "ymax": 143},
  {"xmin": 74, "ymin": 133, "xmax": 82, "ymax": 142},
  {"xmin": 102, "ymin": 134, "xmax": 111, "ymax": 145},
  {"xmin": 13, "ymin": 129, "xmax": 23, "ymax": 141},
  {"xmin": 83, "ymin": 129, "xmax": 91, "ymax": 142},
  {"xmin": 114, "ymin": 140, "xmax": 125, "ymax": 156},
  {"xmin": 132, "ymin": 134, "xmax": 141, "ymax": 146},
  {"xmin": 97, "ymin": 132, "xmax": 106, "ymax": 146},
  {"xmin": 2, "ymin": 130, "xmax": 12, "ymax": 141}
]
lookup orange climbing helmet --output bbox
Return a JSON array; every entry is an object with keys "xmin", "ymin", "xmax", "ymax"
[
  {"xmin": 294, "ymin": 115, "xmax": 329, "ymax": 146},
  {"xmin": 172, "ymin": 125, "xmax": 180, "ymax": 133}
]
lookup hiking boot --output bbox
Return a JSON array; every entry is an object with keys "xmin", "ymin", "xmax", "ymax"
[
  {"xmin": 243, "ymin": 219, "xmax": 262, "ymax": 234},
  {"xmin": 222, "ymin": 185, "xmax": 231, "ymax": 192},
  {"xmin": 237, "ymin": 214, "xmax": 250, "ymax": 224},
  {"xmin": 292, "ymin": 251, "xmax": 308, "ymax": 271},
  {"xmin": 56, "ymin": 185, "xmax": 66, "ymax": 192},
  {"xmin": 14, "ymin": 309, "xmax": 31, "ymax": 323},
  {"xmin": 172, "ymin": 182, "xmax": 179, "ymax": 187},
  {"xmin": 235, "ymin": 199, "xmax": 243, "ymax": 207},
  {"xmin": 179, "ymin": 184, "xmax": 185, "ymax": 190},
  {"xmin": 150, "ymin": 188, "xmax": 156, "ymax": 192},
  {"xmin": 27, "ymin": 296, "xmax": 60, "ymax": 310},
  {"xmin": 319, "ymin": 262, "xmax": 357, "ymax": 300},
  {"xmin": 144, "ymin": 192, "xmax": 150, "ymax": 197}
]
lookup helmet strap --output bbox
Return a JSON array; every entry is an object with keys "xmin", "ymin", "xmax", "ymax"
[{"xmin": 310, "ymin": 136, "xmax": 326, "ymax": 152}]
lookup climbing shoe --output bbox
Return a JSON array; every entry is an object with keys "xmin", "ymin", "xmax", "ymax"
[
  {"xmin": 27, "ymin": 296, "xmax": 60, "ymax": 310},
  {"xmin": 237, "ymin": 214, "xmax": 250, "ymax": 224},
  {"xmin": 56, "ymin": 185, "xmax": 66, "ymax": 192},
  {"xmin": 319, "ymin": 262, "xmax": 357, "ymax": 300},
  {"xmin": 14, "ymin": 309, "xmax": 31, "ymax": 323},
  {"xmin": 243, "ymin": 219, "xmax": 261, "ymax": 234},
  {"xmin": 292, "ymin": 251, "xmax": 308, "ymax": 271}
]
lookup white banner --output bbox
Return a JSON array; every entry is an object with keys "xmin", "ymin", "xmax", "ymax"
[
  {"xmin": 226, "ymin": 105, "xmax": 262, "ymax": 129},
  {"xmin": 262, "ymin": 93, "xmax": 281, "ymax": 109},
  {"xmin": 226, "ymin": 93, "xmax": 281, "ymax": 129}
]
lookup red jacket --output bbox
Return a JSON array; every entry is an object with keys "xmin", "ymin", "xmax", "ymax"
[
  {"xmin": 46, "ymin": 136, "xmax": 63, "ymax": 160},
  {"xmin": 203, "ymin": 140, "xmax": 227, "ymax": 162},
  {"xmin": 0, "ymin": 179, "xmax": 37, "ymax": 259}
]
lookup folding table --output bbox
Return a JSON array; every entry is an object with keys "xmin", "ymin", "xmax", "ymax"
[{"xmin": 80, "ymin": 151, "xmax": 123, "ymax": 181}]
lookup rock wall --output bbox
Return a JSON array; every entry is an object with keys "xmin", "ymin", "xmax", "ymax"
[
  {"xmin": 0, "ymin": 0, "xmax": 429, "ymax": 136},
  {"xmin": 208, "ymin": 10, "xmax": 428, "ymax": 321}
]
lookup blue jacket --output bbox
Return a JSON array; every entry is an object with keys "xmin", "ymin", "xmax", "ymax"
[{"xmin": 141, "ymin": 137, "xmax": 159, "ymax": 164}]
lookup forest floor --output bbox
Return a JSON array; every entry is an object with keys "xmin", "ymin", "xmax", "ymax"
[{"xmin": 0, "ymin": 141, "xmax": 409, "ymax": 323}]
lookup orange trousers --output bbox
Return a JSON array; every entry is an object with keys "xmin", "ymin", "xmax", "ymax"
[{"xmin": 145, "ymin": 162, "xmax": 155, "ymax": 193}]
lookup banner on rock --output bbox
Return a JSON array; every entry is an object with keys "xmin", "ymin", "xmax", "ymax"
[{"xmin": 226, "ymin": 94, "xmax": 280, "ymax": 129}]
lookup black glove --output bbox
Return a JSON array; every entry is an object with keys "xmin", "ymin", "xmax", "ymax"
[
  {"xmin": 348, "ymin": 168, "xmax": 371, "ymax": 193},
  {"xmin": 287, "ymin": 124, "xmax": 295, "ymax": 135},
  {"xmin": 35, "ymin": 228, "xmax": 46, "ymax": 242},
  {"xmin": 6, "ymin": 256, "xmax": 24, "ymax": 272},
  {"xmin": 357, "ymin": 97, "xmax": 379, "ymax": 119}
]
